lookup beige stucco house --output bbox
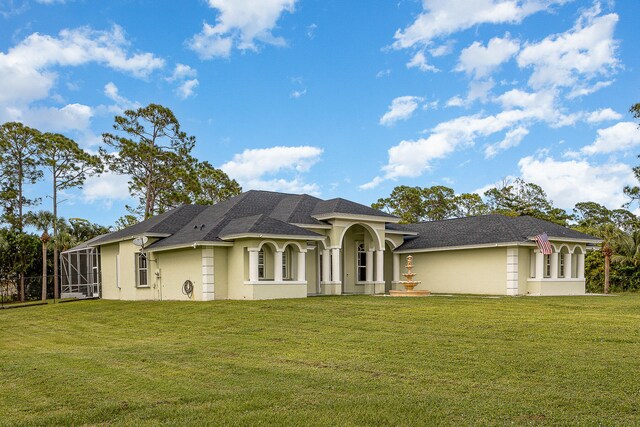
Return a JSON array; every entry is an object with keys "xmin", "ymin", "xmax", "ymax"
[{"xmin": 66, "ymin": 190, "xmax": 600, "ymax": 300}]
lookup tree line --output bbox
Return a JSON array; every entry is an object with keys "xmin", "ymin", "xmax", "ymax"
[{"xmin": 0, "ymin": 104, "xmax": 241, "ymax": 302}]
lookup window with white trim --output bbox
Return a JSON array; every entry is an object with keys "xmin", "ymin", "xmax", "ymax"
[
  {"xmin": 559, "ymin": 253, "xmax": 565, "ymax": 278},
  {"xmin": 135, "ymin": 252, "xmax": 148, "ymax": 287},
  {"xmin": 258, "ymin": 249, "xmax": 265, "ymax": 279},
  {"xmin": 356, "ymin": 242, "xmax": 366, "ymax": 282}
]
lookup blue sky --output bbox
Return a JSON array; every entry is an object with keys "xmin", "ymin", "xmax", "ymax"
[{"xmin": 1, "ymin": 0, "xmax": 639, "ymax": 227}]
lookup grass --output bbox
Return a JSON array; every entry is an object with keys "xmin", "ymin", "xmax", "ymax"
[{"xmin": 1, "ymin": 295, "xmax": 639, "ymax": 426}]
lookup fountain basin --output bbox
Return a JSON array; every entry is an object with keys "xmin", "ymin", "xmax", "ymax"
[{"xmin": 389, "ymin": 289, "xmax": 431, "ymax": 297}]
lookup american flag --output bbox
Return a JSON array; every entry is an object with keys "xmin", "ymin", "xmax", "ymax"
[{"xmin": 533, "ymin": 232, "xmax": 553, "ymax": 255}]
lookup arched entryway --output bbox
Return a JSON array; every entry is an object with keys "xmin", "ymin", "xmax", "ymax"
[{"xmin": 339, "ymin": 223, "xmax": 384, "ymax": 294}]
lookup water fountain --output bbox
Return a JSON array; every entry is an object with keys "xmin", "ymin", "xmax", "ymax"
[{"xmin": 389, "ymin": 255, "xmax": 430, "ymax": 297}]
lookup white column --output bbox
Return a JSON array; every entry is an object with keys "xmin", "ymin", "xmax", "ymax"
[
  {"xmin": 297, "ymin": 251, "xmax": 306, "ymax": 282},
  {"xmin": 322, "ymin": 249, "xmax": 330, "ymax": 283},
  {"xmin": 365, "ymin": 250, "xmax": 374, "ymax": 282},
  {"xmin": 577, "ymin": 253, "xmax": 585, "ymax": 279},
  {"xmin": 375, "ymin": 250, "xmax": 384, "ymax": 283},
  {"xmin": 550, "ymin": 252, "xmax": 559, "ymax": 278},
  {"xmin": 564, "ymin": 252, "xmax": 572, "ymax": 280},
  {"xmin": 274, "ymin": 250, "xmax": 283, "ymax": 282},
  {"xmin": 506, "ymin": 247, "xmax": 518, "ymax": 296},
  {"xmin": 535, "ymin": 251, "xmax": 544, "ymax": 279},
  {"xmin": 331, "ymin": 248, "xmax": 341, "ymax": 283},
  {"xmin": 248, "ymin": 249, "xmax": 259, "ymax": 282},
  {"xmin": 202, "ymin": 248, "xmax": 215, "ymax": 301},
  {"xmin": 393, "ymin": 254, "xmax": 400, "ymax": 282}
]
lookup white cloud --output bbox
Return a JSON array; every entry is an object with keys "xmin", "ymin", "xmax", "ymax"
[
  {"xmin": 446, "ymin": 96, "xmax": 465, "ymax": 108},
  {"xmin": 188, "ymin": 0, "xmax": 297, "ymax": 59},
  {"xmin": 517, "ymin": 7, "xmax": 619, "ymax": 90},
  {"xmin": 0, "ymin": 25, "xmax": 163, "ymax": 130},
  {"xmin": 586, "ymin": 107, "xmax": 622, "ymax": 123},
  {"xmin": 393, "ymin": 0, "xmax": 566, "ymax": 49},
  {"xmin": 376, "ymin": 69, "xmax": 391, "ymax": 78},
  {"xmin": 446, "ymin": 79, "xmax": 495, "ymax": 108},
  {"xmin": 166, "ymin": 64, "xmax": 199, "ymax": 99},
  {"xmin": 406, "ymin": 51, "xmax": 439, "ymax": 72},
  {"xmin": 380, "ymin": 96, "xmax": 424, "ymax": 126},
  {"xmin": 582, "ymin": 122, "xmax": 640, "ymax": 155},
  {"xmin": 6, "ymin": 102, "xmax": 93, "ymax": 132},
  {"xmin": 176, "ymin": 79, "xmax": 199, "ymax": 100},
  {"xmin": 221, "ymin": 146, "xmax": 322, "ymax": 194},
  {"xmin": 429, "ymin": 40, "xmax": 455, "ymax": 57},
  {"xmin": 518, "ymin": 155, "xmax": 635, "ymax": 209},
  {"xmin": 363, "ymin": 87, "xmax": 573, "ymax": 188},
  {"xmin": 168, "ymin": 63, "xmax": 197, "ymax": 81},
  {"xmin": 456, "ymin": 35, "xmax": 520, "ymax": 79},
  {"xmin": 567, "ymin": 79, "xmax": 613, "ymax": 99},
  {"xmin": 484, "ymin": 126, "xmax": 529, "ymax": 158},
  {"xmin": 103, "ymin": 82, "xmax": 140, "ymax": 112},
  {"xmin": 290, "ymin": 89, "xmax": 307, "ymax": 99},
  {"xmin": 82, "ymin": 171, "xmax": 132, "ymax": 204}
]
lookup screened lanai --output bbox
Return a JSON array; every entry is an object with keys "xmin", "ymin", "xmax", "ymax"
[{"xmin": 60, "ymin": 235, "xmax": 105, "ymax": 299}]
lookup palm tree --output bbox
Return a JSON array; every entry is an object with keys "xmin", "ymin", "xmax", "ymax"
[
  {"xmin": 597, "ymin": 223, "xmax": 625, "ymax": 294},
  {"xmin": 26, "ymin": 210, "xmax": 54, "ymax": 301},
  {"xmin": 612, "ymin": 230, "xmax": 640, "ymax": 267}
]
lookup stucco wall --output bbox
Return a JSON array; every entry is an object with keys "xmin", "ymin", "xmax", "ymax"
[
  {"xmin": 306, "ymin": 246, "xmax": 318, "ymax": 294},
  {"xmin": 526, "ymin": 280, "xmax": 585, "ymax": 295},
  {"xmin": 407, "ymin": 247, "xmax": 507, "ymax": 295},
  {"xmin": 100, "ymin": 243, "xmax": 119, "ymax": 300},
  {"xmin": 155, "ymin": 247, "xmax": 202, "ymax": 301},
  {"xmin": 100, "ymin": 239, "xmax": 160, "ymax": 300},
  {"xmin": 250, "ymin": 283, "xmax": 307, "ymax": 299}
]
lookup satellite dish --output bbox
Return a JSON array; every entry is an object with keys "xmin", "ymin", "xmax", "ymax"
[{"xmin": 132, "ymin": 236, "xmax": 148, "ymax": 247}]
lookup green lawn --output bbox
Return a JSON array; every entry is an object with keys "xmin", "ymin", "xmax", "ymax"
[{"xmin": 1, "ymin": 295, "xmax": 639, "ymax": 426}]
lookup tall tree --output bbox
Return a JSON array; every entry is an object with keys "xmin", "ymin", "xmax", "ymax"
[
  {"xmin": 26, "ymin": 210, "xmax": 54, "ymax": 300},
  {"xmin": 454, "ymin": 193, "xmax": 490, "ymax": 217},
  {"xmin": 38, "ymin": 133, "xmax": 102, "ymax": 299},
  {"xmin": 422, "ymin": 186, "xmax": 458, "ymax": 221},
  {"xmin": 484, "ymin": 178, "xmax": 572, "ymax": 225},
  {"xmin": 101, "ymin": 104, "xmax": 196, "ymax": 220},
  {"xmin": 189, "ymin": 161, "xmax": 241, "ymax": 205},
  {"xmin": 0, "ymin": 122, "xmax": 42, "ymax": 301},
  {"xmin": 623, "ymin": 102, "xmax": 640, "ymax": 205},
  {"xmin": 372, "ymin": 186, "xmax": 426, "ymax": 223},
  {"xmin": 598, "ymin": 223, "xmax": 625, "ymax": 294}
]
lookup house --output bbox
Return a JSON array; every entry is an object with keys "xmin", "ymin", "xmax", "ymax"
[{"xmin": 64, "ymin": 190, "xmax": 600, "ymax": 300}]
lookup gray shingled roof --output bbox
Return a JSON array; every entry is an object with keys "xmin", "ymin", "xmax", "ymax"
[
  {"xmin": 219, "ymin": 214, "xmax": 322, "ymax": 238},
  {"xmin": 313, "ymin": 198, "xmax": 397, "ymax": 218},
  {"xmin": 94, "ymin": 190, "xmax": 393, "ymax": 251},
  {"xmin": 396, "ymin": 214, "xmax": 600, "ymax": 251},
  {"xmin": 91, "ymin": 205, "xmax": 208, "ymax": 245}
]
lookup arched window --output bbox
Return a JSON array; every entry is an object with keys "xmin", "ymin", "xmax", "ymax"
[{"xmin": 356, "ymin": 242, "xmax": 366, "ymax": 282}]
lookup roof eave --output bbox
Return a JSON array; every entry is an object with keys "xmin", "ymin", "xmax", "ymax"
[
  {"xmin": 92, "ymin": 233, "xmax": 171, "ymax": 246},
  {"xmin": 312, "ymin": 213, "xmax": 400, "ymax": 223},
  {"xmin": 394, "ymin": 241, "xmax": 537, "ymax": 253},
  {"xmin": 148, "ymin": 241, "xmax": 234, "ymax": 253},
  {"xmin": 219, "ymin": 233, "xmax": 326, "ymax": 241}
]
